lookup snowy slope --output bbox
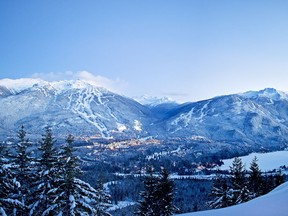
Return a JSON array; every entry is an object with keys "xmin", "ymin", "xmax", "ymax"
[
  {"xmin": 0, "ymin": 78, "xmax": 154, "ymax": 139},
  {"xmin": 177, "ymin": 182, "xmax": 288, "ymax": 216},
  {"xmin": 163, "ymin": 89, "xmax": 288, "ymax": 149},
  {"xmin": 221, "ymin": 150, "xmax": 288, "ymax": 171},
  {"xmin": 1, "ymin": 78, "xmax": 288, "ymax": 152}
]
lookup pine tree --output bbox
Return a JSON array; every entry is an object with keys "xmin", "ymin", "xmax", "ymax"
[
  {"xmin": 10, "ymin": 126, "xmax": 36, "ymax": 216},
  {"xmin": 154, "ymin": 167, "xmax": 177, "ymax": 216},
  {"xmin": 248, "ymin": 156, "xmax": 263, "ymax": 197},
  {"xmin": 136, "ymin": 166, "xmax": 158, "ymax": 215},
  {"xmin": 30, "ymin": 126, "xmax": 60, "ymax": 216},
  {"xmin": 208, "ymin": 172, "xmax": 233, "ymax": 209},
  {"xmin": 230, "ymin": 157, "xmax": 245, "ymax": 190},
  {"xmin": 0, "ymin": 143, "xmax": 22, "ymax": 215},
  {"xmin": 236, "ymin": 185, "xmax": 251, "ymax": 204},
  {"xmin": 229, "ymin": 157, "xmax": 251, "ymax": 204},
  {"xmin": 136, "ymin": 167, "xmax": 176, "ymax": 216},
  {"xmin": 53, "ymin": 134, "xmax": 111, "ymax": 216}
]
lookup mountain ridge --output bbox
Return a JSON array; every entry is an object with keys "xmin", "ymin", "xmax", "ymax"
[{"xmin": 0, "ymin": 78, "xmax": 288, "ymax": 153}]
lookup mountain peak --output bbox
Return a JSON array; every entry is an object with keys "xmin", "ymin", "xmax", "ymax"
[
  {"xmin": 240, "ymin": 88, "xmax": 287, "ymax": 101},
  {"xmin": 0, "ymin": 78, "xmax": 46, "ymax": 94},
  {"xmin": 133, "ymin": 95, "xmax": 176, "ymax": 106},
  {"xmin": 0, "ymin": 78, "xmax": 110, "ymax": 95}
]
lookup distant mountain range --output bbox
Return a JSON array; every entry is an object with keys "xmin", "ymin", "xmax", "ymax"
[{"xmin": 0, "ymin": 78, "xmax": 288, "ymax": 151}]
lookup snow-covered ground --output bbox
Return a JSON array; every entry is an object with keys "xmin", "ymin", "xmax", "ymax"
[
  {"xmin": 220, "ymin": 150, "xmax": 288, "ymax": 171},
  {"xmin": 107, "ymin": 201, "xmax": 136, "ymax": 212},
  {"xmin": 177, "ymin": 182, "xmax": 288, "ymax": 216}
]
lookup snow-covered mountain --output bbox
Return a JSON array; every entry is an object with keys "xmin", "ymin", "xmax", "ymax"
[
  {"xmin": 162, "ymin": 88, "xmax": 288, "ymax": 148},
  {"xmin": 0, "ymin": 78, "xmax": 288, "ymax": 152},
  {"xmin": 133, "ymin": 95, "xmax": 175, "ymax": 106},
  {"xmin": 0, "ymin": 78, "xmax": 154, "ymax": 139},
  {"xmin": 177, "ymin": 181, "xmax": 288, "ymax": 216}
]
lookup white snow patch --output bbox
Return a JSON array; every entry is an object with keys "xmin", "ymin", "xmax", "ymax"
[
  {"xmin": 195, "ymin": 101, "xmax": 211, "ymax": 122},
  {"xmin": 117, "ymin": 123, "xmax": 127, "ymax": 132},
  {"xmin": 107, "ymin": 201, "xmax": 136, "ymax": 211},
  {"xmin": 134, "ymin": 120, "xmax": 142, "ymax": 131},
  {"xmin": 69, "ymin": 195, "xmax": 76, "ymax": 209},
  {"xmin": 220, "ymin": 150, "xmax": 288, "ymax": 171}
]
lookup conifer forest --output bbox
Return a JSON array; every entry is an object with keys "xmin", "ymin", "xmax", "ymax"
[{"xmin": 0, "ymin": 126, "xmax": 286, "ymax": 215}]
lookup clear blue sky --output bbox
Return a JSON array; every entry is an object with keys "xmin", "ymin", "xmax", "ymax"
[{"xmin": 0, "ymin": 0, "xmax": 287, "ymax": 102}]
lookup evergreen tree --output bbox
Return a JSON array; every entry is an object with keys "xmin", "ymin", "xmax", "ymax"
[
  {"xmin": 248, "ymin": 156, "xmax": 263, "ymax": 197},
  {"xmin": 30, "ymin": 126, "xmax": 60, "ymax": 216},
  {"xmin": 136, "ymin": 166, "xmax": 158, "ymax": 215},
  {"xmin": 53, "ymin": 134, "xmax": 111, "ymax": 216},
  {"xmin": 236, "ymin": 185, "xmax": 251, "ymax": 204},
  {"xmin": 208, "ymin": 172, "xmax": 233, "ymax": 208},
  {"xmin": 229, "ymin": 157, "xmax": 250, "ymax": 204},
  {"xmin": 136, "ymin": 167, "xmax": 176, "ymax": 216},
  {"xmin": 11, "ymin": 126, "xmax": 36, "ymax": 216},
  {"xmin": 154, "ymin": 167, "xmax": 177, "ymax": 216},
  {"xmin": 230, "ymin": 157, "xmax": 245, "ymax": 190},
  {"xmin": 0, "ymin": 143, "xmax": 22, "ymax": 215}
]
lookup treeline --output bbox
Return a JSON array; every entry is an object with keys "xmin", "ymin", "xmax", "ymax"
[
  {"xmin": 0, "ymin": 126, "xmax": 111, "ymax": 216},
  {"xmin": 208, "ymin": 156, "xmax": 284, "ymax": 209}
]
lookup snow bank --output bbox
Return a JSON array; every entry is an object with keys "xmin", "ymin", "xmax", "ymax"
[
  {"xmin": 107, "ymin": 201, "xmax": 136, "ymax": 211},
  {"xmin": 221, "ymin": 150, "xmax": 288, "ymax": 171},
  {"xmin": 177, "ymin": 182, "xmax": 288, "ymax": 216}
]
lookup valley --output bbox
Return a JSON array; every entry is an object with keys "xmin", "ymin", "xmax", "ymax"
[{"xmin": 1, "ymin": 78, "xmax": 288, "ymax": 215}]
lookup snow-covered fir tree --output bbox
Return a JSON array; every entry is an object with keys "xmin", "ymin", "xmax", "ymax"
[
  {"xmin": 29, "ymin": 126, "xmax": 61, "ymax": 216},
  {"xmin": 0, "ymin": 143, "xmax": 22, "ymax": 216},
  {"xmin": 229, "ymin": 157, "xmax": 251, "ymax": 204},
  {"xmin": 52, "ymin": 134, "xmax": 111, "ymax": 216},
  {"xmin": 208, "ymin": 172, "xmax": 233, "ymax": 209},
  {"xmin": 11, "ymin": 126, "xmax": 35, "ymax": 216}
]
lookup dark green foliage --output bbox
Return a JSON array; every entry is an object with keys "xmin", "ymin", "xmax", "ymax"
[
  {"xmin": 230, "ymin": 157, "xmax": 245, "ymax": 190},
  {"xmin": 154, "ymin": 168, "xmax": 177, "ymax": 216},
  {"xmin": 248, "ymin": 156, "xmax": 263, "ymax": 197},
  {"xmin": 136, "ymin": 167, "xmax": 176, "ymax": 216},
  {"xmin": 136, "ymin": 166, "xmax": 158, "ymax": 215}
]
